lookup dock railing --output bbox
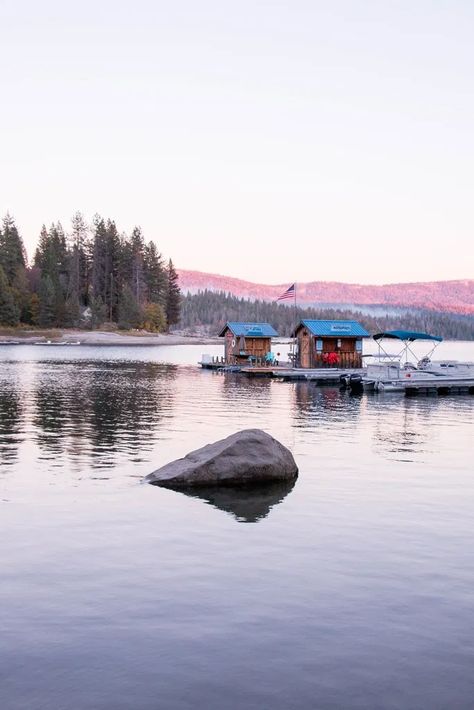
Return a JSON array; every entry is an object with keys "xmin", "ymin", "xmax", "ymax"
[{"xmin": 313, "ymin": 352, "xmax": 363, "ymax": 369}]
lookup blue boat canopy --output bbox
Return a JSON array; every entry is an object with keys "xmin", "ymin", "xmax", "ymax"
[
  {"xmin": 218, "ymin": 322, "xmax": 278, "ymax": 338},
  {"xmin": 373, "ymin": 330, "xmax": 443, "ymax": 343}
]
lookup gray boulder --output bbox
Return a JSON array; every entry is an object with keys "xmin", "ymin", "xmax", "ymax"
[{"xmin": 145, "ymin": 429, "xmax": 298, "ymax": 488}]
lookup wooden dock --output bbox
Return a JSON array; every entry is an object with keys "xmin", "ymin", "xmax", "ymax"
[
  {"xmin": 241, "ymin": 366, "xmax": 364, "ymax": 383},
  {"xmin": 199, "ymin": 361, "xmax": 241, "ymax": 372},
  {"xmin": 199, "ymin": 361, "xmax": 474, "ymax": 395},
  {"xmin": 199, "ymin": 359, "xmax": 362, "ymax": 382},
  {"xmin": 199, "ymin": 357, "xmax": 365, "ymax": 382}
]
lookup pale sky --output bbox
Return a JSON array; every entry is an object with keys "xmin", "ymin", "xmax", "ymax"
[{"xmin": 1, "ymin": 0, "xmax": 473, "ymax": 284}]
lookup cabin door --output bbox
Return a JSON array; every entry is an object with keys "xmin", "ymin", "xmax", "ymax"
[
  {"xmin": 225, "ymin": 331, "xmax": 233, "ymax": 363},
  {"xmin": 300, "ymin": 331, "xmax": 311, "ymax": 368}
]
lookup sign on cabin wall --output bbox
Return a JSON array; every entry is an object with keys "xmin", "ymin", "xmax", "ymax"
[{"xmin": 330, "ymin": 324, "xmax": 351, "ymax": 333}]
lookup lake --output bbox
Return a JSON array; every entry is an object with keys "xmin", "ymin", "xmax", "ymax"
[{"xmin": 1, "ymin": 342, "xmax": 474, "ymax": 709}]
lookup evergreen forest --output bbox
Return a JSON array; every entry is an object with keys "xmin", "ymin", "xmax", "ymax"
[
  {"xmin": 0, "ymin": 213, "xmax": 181, "ymax": 331},
  {"xmin": 180, "ymin": 290, "xmax": 474, "ymax": 341}
]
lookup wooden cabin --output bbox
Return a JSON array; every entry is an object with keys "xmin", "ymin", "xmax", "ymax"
[
  {"xmin": 291, "ymin": 320, "xmax": 369, "ymax": 369},
  {"xmin": 218, "ymin": 322, "xmax": 278, "ymax": 365}
]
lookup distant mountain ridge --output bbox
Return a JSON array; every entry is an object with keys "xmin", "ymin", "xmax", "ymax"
[{"xmin": 177, "ymin": 270, "xmax": 474, "ymax": 315}]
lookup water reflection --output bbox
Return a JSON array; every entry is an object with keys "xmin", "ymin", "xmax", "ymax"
[
  {"xmin": 220, "ymin": 371, "xmax": 273, "ymax": 402},
  {"xmin": 1, "ymin": 347, "xmax": 474, "ymax": 710},
  {"xmin": 32, "ymin": 360, "xmax": 177, "ymax": 468},
  {"xmin": 369, "ymin": 396, "xmax": 451, "ymax": 462},
  {"xmin": 0, "ymin": 382, "xmax": 23, "ymax": 467},
  {"xmin": 34, "ymin": 385, "xmax": 67, "ymax": 458},
  {"xmin": 174, "ymin": 480, "xmax": 296, "ymax": 523},
  {"xmin": 0, "ymin": 351, "xmax": 473, "ymax": 480},
  {"xmin": 292, "ymin": 382, "xmax": 363, "ymax": 424},
  {"xmin": 290, "ymin": 381, "xmax": 474, "ymax": 465}
]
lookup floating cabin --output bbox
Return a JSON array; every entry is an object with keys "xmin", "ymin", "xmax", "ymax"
[
  {"xmin": 291, "ymin": 320, "xmax": 370, "ymax": 369},
  {"xmin": 218, "ymin": 322, "xmax": 278, "ymax": 365}
]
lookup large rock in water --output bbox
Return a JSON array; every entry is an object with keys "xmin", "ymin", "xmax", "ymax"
[{"xmin": 145, "ymin": 429, "xmax": 298, "ymax": 488}]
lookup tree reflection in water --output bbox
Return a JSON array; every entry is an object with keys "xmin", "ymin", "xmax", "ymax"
[
  {"xmin": 292, "ymin": 382, "xmax": 363, "ymax": 426},
  {"xmin": 0, "ymin": 385, "xmax": 23, "ymax": 467},
  {"xmin": 33, "ymin": 360, "xmax": 177, "ymax": 468}
]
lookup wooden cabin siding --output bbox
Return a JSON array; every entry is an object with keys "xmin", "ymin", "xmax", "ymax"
[
  {"xmin": 296, "ymin": 331, "xmax": 363, "ymax": 368},
  {"xmin": 321, "ymin": 337, "xmax": 356, "ymax": 352},
  {"xmin": 300, "ymin": 330, "xmax": 311, "ymax": 368},
  {"xmin": 244, "ymin": 337, "xmax": 271, "ymax": 358},
  {"xmin": 223, "ymin": 330, "xmax": 272, "ymax": 364},
  {"xmin": 224, "ymin": 331, "xmax": 234, "ymax": 363}
]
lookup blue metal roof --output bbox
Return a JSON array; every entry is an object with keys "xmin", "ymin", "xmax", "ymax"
[
  {"xmin": 373, "ymin": 330, "xmax": 443, "ymax": 342},
  {"xmin": 218, "ymin": 322, "xmax": 278, "ymax": 337},
  {"xmin": 294, "ymin": 320, "xmax": 370, "ymax": 337}
]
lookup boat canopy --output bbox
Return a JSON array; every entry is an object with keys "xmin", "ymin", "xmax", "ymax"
[{"xmin": 373, "ymin": 330, "xmax": 443, "ymax": 343}]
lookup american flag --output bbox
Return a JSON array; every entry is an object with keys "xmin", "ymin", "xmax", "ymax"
[{"xmin": 276, "ymin": 283, "xmax": 295, "ymax": 301}]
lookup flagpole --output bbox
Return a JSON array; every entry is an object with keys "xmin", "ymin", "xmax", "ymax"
[
  {"xmin": 276, "ymin": 283, "xmax": 297, "ymax": 367},
  {"xmin": 293, "ymin": 282, "xmax": 297, "ymax": 368}
]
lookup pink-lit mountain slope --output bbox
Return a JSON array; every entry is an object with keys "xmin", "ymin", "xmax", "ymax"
[{"xmin": 177, "ymin": 270, "xmax": 474, "ymax": 315}]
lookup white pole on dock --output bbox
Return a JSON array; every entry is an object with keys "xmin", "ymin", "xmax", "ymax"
[{"xmin": 293, "ymin": 283, "xmax": 297, "ymax": 367}]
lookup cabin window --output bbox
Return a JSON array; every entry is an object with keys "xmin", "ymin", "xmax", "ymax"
[
  {"xmin": 316, "ymin": 339, "xmax": 323, "ymax": 352},
  {"xmin": 356, "ymin": 339, "xmax": 362, "ymax": 352}
]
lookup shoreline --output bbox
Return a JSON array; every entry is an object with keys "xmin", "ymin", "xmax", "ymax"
[{"xmin": 0, "ymin": 329, "xmax": 220, "ymax": 347}]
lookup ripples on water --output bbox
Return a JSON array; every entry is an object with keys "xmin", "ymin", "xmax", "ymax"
[
  {"xmin": 1, "ymin": 344, "xmax": 474, "ymax": 709},
  {"xmin": 1, "ymin": 350, "xmax": 471, "ymax": 477}
]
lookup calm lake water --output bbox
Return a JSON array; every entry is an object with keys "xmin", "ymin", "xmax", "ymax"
[{"xmin": 1, "ymin": 342, "xmax": 474, "ymax": 710}]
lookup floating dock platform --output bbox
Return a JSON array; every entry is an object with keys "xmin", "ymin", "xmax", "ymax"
[
  {"xmin": 241, "ymin": 366, "xmax": 364, "ymax": 383},
  {"xmin": 199, "ymin": 361, "xmax": 242, "ymax": 373},
  {"xmin": 403, "ymin": 379, "xmax": 474, "ymax": 396},
  {"xmin": 199, "ymin": 359, "xmax": 364, "ymax": 383},
  {"xmin": 199, "ymin": 359, "xmax": 474, "ymax": 396}
]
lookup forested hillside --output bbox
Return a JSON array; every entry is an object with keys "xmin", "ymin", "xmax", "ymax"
[
  {"xmin": 179, "ymin": 290, "xmax": 474, "ymax": 340},
  {"xmin": 0, "ymin": 213, "xmax": 181, "ymax": 330},
  {"xmin": 178, "ymin": 269, "xmax": 474, "ymax": 315}
]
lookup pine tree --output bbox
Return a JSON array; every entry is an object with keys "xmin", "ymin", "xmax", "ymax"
[
  {"xmin": 68, "ymin": 211, "xmax": 90, "ymax": 307},
  {"xmin": 118, "ymin": 285, "xmax": 142, "ymax": 330},
  {"xmin": 91, "ymin": 218, "xmax": 122, "ymax": 321},
  {"xmin": 30, "ymin": 293, "xmax": 40, "ymax": 325},
  {"xmin": 0, "ymin": 214, "xmax": 30, "ymax": 321},
  {"xmin": 0, "ymin": 212, "xmax": 180, "ymax": 331},
  {"xmin": 89, "ymin": 295, "xmax": 107, "ymax": 329},
  {"xmin": 38, "ymin": 275, "xmax": 56, "ymax": 327},
  {"xmin": 0, "ymin": 265, "xmax": 20, "ymax": 326},
  {"xmin": 144, "ymin": 241, "xmax": 166, "ymax": 305},
  {"xmin": 63, "ymin": 296, "xmax": 81, "ymax": 327},
  {"xmin": 129, "ymin": 226, "xmax": 146, "ymax": 304},
  {"xmin": 165, "ymin": 259, "xmax": 181, "ymax": 328},
  {"xmin": 0, "ymin": 214, "xmax": 26, "ymax": 283},
  {"xmin": 105, "ymin": 220, "xmax": 122, "ymax": 321},
  {"xmin": 142, "ymin": 302, "xmax": 166, "ymax": 332},
  {"xmin": 91, "ymin": 215, "xmax": 108, "ymax": 305},
  {"xmin": 34, "ymin": 223, "xmax": 68, "ymax": 324}
]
